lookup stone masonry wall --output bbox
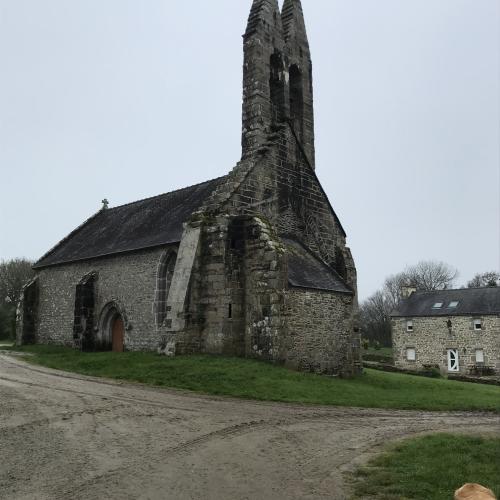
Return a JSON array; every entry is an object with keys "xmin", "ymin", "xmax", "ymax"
[
  {"xmin": 286, "ymin": 289, "xmax": 360, "ymax": 376},
  {"xmin": 182, "ymin": 215, "xmax": 288, "ymax": 361},
  {"xmin": 31, "ymin": 247, "xmax": 175, "ymax": 351},
  {"xmin": 204, "ymin": 125, "xmax": 357, "ymax": 295},
  {"xmin": 393, "ymin": 315, "xmax": 500, "ymax": 375},
  {"xmin": 241, "ymin": 217, "xmax": 288, "ymax": 361}
]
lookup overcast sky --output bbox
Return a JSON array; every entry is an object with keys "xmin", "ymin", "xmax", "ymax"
[{"xmin": 0, "ymin": 0, "xmax": 498, "ymax": 300}]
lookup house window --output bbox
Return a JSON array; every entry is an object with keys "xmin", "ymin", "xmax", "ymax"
[
  {"xmin": 406, "ymin": 320, "xmax": 413, "ymax": 332},
  {"xmin": 448, "ymin": 301, "xmax": 459, "ymax": 309},
  {"xmin": 432, "ymin": 302, "xmax": 443, "ymax": 309},
  {"xmin": 228, "ymin": 303, "xmax": 233, "ymax": 319},
  {"xmin": 473, "ymin": 319, "xmax": 482, "ymax": 331},
  {"xmin": 406, "ymin": 348, "xmax": 416, "ymax": 361},
  {"xmin": 475, "ymin": 349, "xmax": 485, "ymax": 364}
]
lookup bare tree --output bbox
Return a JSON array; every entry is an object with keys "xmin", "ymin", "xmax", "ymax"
[
  {"xmin": 405, "ymin": 261, "xmax": 458, "ymax": 291},
  {"xmin": 0, "ymin": 259, "xmax": 35, "ymax": 340},
  {"xmin": 360, "ymin": 290, "xmax": 393, "ymax": 347},
  {"xmin": 360, "ymin": 260, "xmax": 458, "ymax": 347},
  {"xmin": 0, "ymin": 259, "xmax": 35, "ymax": 306},
  {"xmin": 467, "ymin": 271, "xmax": 500, "ymax": 288},
  {"xmin": 384, "ymin": 272, "xmax": 412, "ymax": 309}
]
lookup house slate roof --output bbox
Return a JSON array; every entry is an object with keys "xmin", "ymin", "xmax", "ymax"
[
  {"xmin": 392, "ymin": 287, "xmax": 500, "ymax": 317},
  {"xmin": 34, "ymin": 177, "xmax": 226, "ymax": 269},
  {"xmin": 283, "ymin": 238, "xmax": 352, "ymax": 294}
]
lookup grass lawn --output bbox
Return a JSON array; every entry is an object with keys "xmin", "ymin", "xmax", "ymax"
[
  {"xmin": 353, "ymin": 434, "xmax": 500, "ymax": 500},
  {"xmin": 3, "ymin": 345, "xmax": 500, "ymax": 412}
]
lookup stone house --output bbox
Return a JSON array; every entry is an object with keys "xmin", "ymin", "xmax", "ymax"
[
  {"xmin": 392, "ymin": 287, "xmax": 500, "ymax": 375},
  {"xmin": 17, "ymin": 0, "xmax": 361, "ymax": 376}
]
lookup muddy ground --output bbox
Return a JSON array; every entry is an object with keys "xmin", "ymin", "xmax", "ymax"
[{"xmin": 0, "ymin": 353, "xmax": 498, "ymax": 500}]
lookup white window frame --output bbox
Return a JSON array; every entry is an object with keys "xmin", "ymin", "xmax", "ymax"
[
  {"xmin": 447, "ymin": 349, "xmax": 459, "ymax": 372},
  {"xmin": 406, "ymin": 348, "xmax": 416, "ymax": 362},
  {"xmin": 406, "ymin": 320, "xmax": 414, "ymax": 332},
  {"xmin": 432, "ymin": 302, "xmax": 443, "ymax": 309},
  {"xmin": 475, "ymin": 349, "xmax": 485, "ymax": 364},
  {"xmin": 473, "ymin": 319, "xmax": 482, "ymax": 331}
]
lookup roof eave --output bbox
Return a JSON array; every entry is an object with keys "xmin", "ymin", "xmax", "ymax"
[
  {"xmin": 288, "ymin": 282, "xmax": 354, "ymax": 295},
  {"xmin": 33, "ymin": 240, "xmax": 181, "ymax": 270}
]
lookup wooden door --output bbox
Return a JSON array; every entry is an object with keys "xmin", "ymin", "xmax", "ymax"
[{"xmin": 112, "ymin": 317, "xmax": 124, "ymax": 353}]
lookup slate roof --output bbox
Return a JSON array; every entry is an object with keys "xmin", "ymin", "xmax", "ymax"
[
  {"xmin": 34, "ymin": 177, "xmax": 226, "ymax": 269},
  {"xmin": 283, "ymin": 238, "xmax": 352, "ymax": 294},
  {"xmin": 392, "ymin": 287, "xmax": 500, "ymax": 317}
]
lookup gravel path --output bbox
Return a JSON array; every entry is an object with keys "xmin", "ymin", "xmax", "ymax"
[{"xmin": 0, "ymin": 353, "xmax": 498, "ymax": 500}]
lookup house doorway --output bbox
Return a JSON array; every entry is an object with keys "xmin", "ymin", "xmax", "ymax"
[
  {"xmin": 111, "ymin": 317, "xmax": 124, "ymax": 353},
  {"xmin": 447, "ymin": 349, "xmax": 459, "ymax": 372}
]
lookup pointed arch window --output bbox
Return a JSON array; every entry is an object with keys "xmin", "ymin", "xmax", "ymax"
[
  {"xmin": 73, "ymin": 273, "xmax": 97, "ymax": 351},
  {"xmin": 289, "ymin": 64, "xmax": 304, "ymax": 136},
  {"xmin": 156, "ymin": 250, "xmax": 177, "ymax": 326},
  {"xmin": 269, "ymin": 52, "xmax": 286, "ymax": 123}
]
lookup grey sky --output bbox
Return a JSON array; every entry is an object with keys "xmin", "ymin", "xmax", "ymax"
[{"xmin": 0, "ymin": 0, "xmax": 498, "ymax": 300}]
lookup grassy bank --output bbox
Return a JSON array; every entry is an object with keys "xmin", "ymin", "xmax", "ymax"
[
  {"xmin": 362, "ymin": 347, "xmax": 394, "ymax": 364},
  {"xmin": 353, "ymin": 434, "xmax": 500, "ymax": 499},
  {"xmin": 3, "ymin": 345, "xmax": 500, "ymax": 412}
]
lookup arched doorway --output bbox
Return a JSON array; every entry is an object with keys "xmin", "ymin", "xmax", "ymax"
[
  {"xmin": 20, "ymin": 278, "xmax": 39, "ymax": 345},
  {"xmin": 97, "ymin": 302, "xmax": 127, "ymax": 352},
  {"xmin": 111, "ymin": 316, "xmax": 124, "ymax": 353}
]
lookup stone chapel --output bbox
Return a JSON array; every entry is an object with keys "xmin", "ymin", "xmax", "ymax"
[{"xmin": 17, "ymin": 0, "xmax": 361, "ymax": 376}]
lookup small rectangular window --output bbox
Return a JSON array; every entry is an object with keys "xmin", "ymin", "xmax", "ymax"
[
  {"xmin": 228, "ymin": 303, "xmax": 232, "ymax": 319},
  {"xmin": 475, "ymin": 349, "xmax": 484, "ymax": 363},
  {"xmin": 432, "ymin": 302, "xmax": 443, "ymax": 309},
  {"xmin": 448, "ymin": 301, "xmax": 459, "ymax": 308},
  {"xmin": 406, "ymin": 348, "xmax": 416, "ymax": 361},
  {"xmin": 473, "ymin": 319, "xmax": 482, "ymax": 331},
  {"xmin": 406, "ymin": 320, "xmax": 413, "ymax": 332}
]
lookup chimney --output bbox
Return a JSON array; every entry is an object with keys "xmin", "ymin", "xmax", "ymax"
[{"xmin": 402, "ymin": 286, "xmax": 416, "ymax": 299}]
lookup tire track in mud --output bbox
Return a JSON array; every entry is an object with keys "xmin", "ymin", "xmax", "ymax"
[
  {"xmin": 2, "ymin": 354, "xmax": 500, "ymax": 500},
  {"xmin": 0, "ymin": 373, "xmax": 205, "ymax": 414},
  {"xmin": 2, "ymin": 355, "xmax": 498, "ymax": 422}
]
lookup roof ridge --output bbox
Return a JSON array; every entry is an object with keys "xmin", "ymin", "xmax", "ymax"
[
  {"xmin": 107, "ymin": 175, "xmax": 228, "ymax": 211},
  {"xmin": 34, "ymin": 175, "xmax": 228, "ymax": 269},
  {"xmin": 413, "ymin": 286, "xmax": 499, "ymax": 294}
]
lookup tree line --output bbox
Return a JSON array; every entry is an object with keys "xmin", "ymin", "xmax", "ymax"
[
  {"xmin": 0, "ymin": 259, "xmax": 35, "ymax": 340},
  {"xmin": 0, "ymin": 256, "xmax": 498, "ymax": 344},
  {"xmin": 360, "ymin": 261, "xmax": 499, "ymax": 347}
]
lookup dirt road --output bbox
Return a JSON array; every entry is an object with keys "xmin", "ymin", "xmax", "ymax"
[{"xmin": 0, "ymin": 354, "xmax": 498, "ymax": 500}]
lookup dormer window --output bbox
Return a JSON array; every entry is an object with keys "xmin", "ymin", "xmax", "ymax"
[
  {"xmin": 406, "ymin": 320, "xmax": 414, "ymax": 332},
  {"xmin": 432, "ymin": 302, "xmax": 443, "ymax": 309},
  {"xmin": 448, "ymin": 301, "xmax": 459, "ymax": 309}
]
